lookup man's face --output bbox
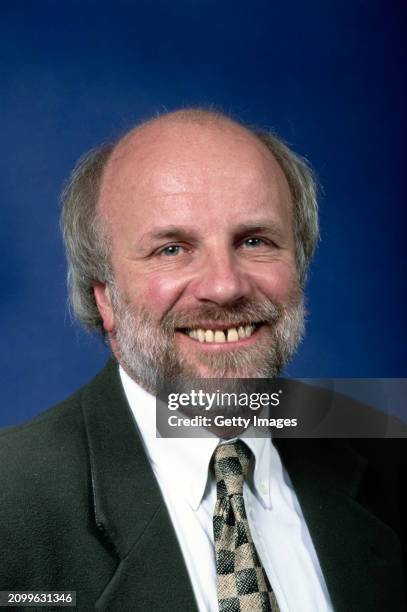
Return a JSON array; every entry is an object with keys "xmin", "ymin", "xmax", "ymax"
[{"xmin": 95, "ymin": 119, "xmax": 304, "ymax": 392}]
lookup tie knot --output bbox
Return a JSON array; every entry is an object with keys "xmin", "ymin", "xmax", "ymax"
[{"xmin": 213, "ymin": 440, "xmax": 252, "ymax": 498}]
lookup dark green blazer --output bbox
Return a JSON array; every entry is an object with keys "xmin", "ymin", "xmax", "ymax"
[{"xmin": 0, "ymin": 360, "xmax": 405, "ymax": 611}]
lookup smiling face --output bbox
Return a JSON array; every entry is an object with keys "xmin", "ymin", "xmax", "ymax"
[{"xmin": 94, "ymin": 117, "xmax": 304, "ymax": 391}]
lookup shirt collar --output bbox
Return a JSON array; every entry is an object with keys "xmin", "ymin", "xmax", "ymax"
[
  {"xmin": 119, "ymin": 365, "xmax": 272, "ymax": 510},
  {"xmin": 243, "ymin": 436, "xmax": 272, "ymax": 508}
]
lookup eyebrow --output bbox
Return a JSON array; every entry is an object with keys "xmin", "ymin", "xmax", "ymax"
[
  {"xmin": 141, "ymin": 226, "xmax": 200, "ymax": 243},
  {"xmin": 140, "ymin": 220, "xmax": 287, "ymax": 245},
  {"xmin": 232, "ymin": 221, "xmax": 287, "ymax": 242}
]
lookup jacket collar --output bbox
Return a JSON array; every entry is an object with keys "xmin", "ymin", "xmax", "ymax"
[{"xmin": 81, "ymin": 359, "xmax": 198, "ymax": 611}]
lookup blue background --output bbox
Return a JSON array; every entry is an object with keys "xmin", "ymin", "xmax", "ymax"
[{"xmin": 1, "ymin": 1, "xmax": 406, "ymax": 427}]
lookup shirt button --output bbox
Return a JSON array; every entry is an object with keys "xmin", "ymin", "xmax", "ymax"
[{"xmin": 260, "ymin": 482, "xmax": 268, "ymax": 495}]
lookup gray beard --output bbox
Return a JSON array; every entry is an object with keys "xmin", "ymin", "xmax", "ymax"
[{"xmin": 109, "ymin": 284, "xmax": 305, "ymax": 396}]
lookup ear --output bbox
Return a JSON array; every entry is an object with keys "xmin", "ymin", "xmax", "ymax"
[{"xmin": 93, "ymin": 282, "xmax": 115, "ymax": 333}]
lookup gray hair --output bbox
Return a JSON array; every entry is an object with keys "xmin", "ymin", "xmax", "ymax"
[
  {"xmin": 60, "ymin": 109, "xmax": 319, "ymax": 333},
  {"xmin": 60, "ymin": 145, "xmax": 114, "ymax": 331},
  {"xmin": 254, "ymin": 130, "xmax": 319, "ymax": 286}
]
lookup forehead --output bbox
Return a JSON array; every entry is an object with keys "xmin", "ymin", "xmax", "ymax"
[{"xmin": 98, "ymin": 119, "xmax": 292, "ymax": 234}]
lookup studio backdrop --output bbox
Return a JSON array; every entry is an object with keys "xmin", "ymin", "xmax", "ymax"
[{"xmin": 1, "ymin": 0, "xmax": 406, "ymax": 426}]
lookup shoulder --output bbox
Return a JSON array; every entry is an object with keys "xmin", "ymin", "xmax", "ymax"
[
  {"xmin": 0, "ymin": 359, "xmax": 119, "ymax": 473},
  {"xmin": 0, "ymin": 363, "xmax": 113, "ymax": 546},
  {"xmin": 0, "ymin": 359, "xmax": 121, "ymax": 511},
  {"xmin": 0, "ymin": 385, "xmax": 86, "ymax": 481},
  {"xmin": 0, "ymin": 361, "xmax": 119, "ymax": 515},
  {"xmin": 0, "ymin": 362, "xmax": 120, "ymax": 592},
  {"xmin": 0, "ymin": 385, "xmax": 92, "ymax": 544}
]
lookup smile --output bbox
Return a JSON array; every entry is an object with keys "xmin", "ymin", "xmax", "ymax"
[{"xmin": 179, "ymin": 323, "xmax": 262, "ymax": 344}]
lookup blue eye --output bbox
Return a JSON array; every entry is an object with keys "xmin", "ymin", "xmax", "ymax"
[
  {"xmin": 243, "ymin": 237, "xmax": 264, "ymax": 248},
  {"xmin": 161, "ymin": 245, "xmax": 183, "ymax": 256}
]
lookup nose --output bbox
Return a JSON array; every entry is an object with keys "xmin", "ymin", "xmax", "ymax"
[{"xmin": 192, "ymin": 251, "xmax": 252, "ymax": 306}]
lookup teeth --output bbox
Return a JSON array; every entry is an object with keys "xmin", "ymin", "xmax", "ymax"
[
  {"xmin": 227, "ymin": 328, "xmax": 239, "ymax": 342},
  {"xmin": 238, "ymin": 326, "xmax": 246, "ymax": 339},
  {"xmin": 245, "ymin": 324, "xmax": 253, "ymax": 337},
  {"xmin": 187, "ymin": 324, "xmax": 257, "ymax": 343},
  {"xmin": 214, "ymin": 330, "xmax": 226, "ymax": 343},
  {"xmin": 205, "ymin": 329, "xmax": 214, "ymax": 342},
  {"xmin": 197, "ymin": 329, "xmax": 205, "ymax": 343}
]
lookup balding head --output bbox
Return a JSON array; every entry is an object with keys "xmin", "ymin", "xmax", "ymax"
[
  {"xmin": 61, "ymin": 108, "xmax": 318, "ymax": 334},
  {"xmin": 98, "ymin": 112, "xmax": 293, "ymax": 263}
]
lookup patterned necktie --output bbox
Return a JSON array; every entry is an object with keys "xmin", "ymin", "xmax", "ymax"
[{"xmin": 212, "ymin": 440, "xmax": 280, "ymax": 612}]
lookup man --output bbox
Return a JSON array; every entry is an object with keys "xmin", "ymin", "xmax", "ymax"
[{"xmin": 0, "ymin": 109, "xmax": 405, "ymax": 611}]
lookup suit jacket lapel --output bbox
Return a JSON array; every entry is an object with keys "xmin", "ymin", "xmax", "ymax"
[
  {"xmin": 276, "ymin": 438, "xmax": 406, "ymax": 612},
  {"xmin": 81, "ymin": 360, "xmax": 198, "ymax": 612},
  {"xmin": 79, "ymin": 362, "xmax": 405, "ymax": 611}
]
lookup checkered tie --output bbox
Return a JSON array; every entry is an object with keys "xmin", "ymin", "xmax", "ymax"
[{"xmin": 213, "ymin": 440, "xmax": 280, "ymax": 612}]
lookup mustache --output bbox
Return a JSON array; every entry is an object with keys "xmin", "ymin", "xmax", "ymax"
[{"xmin": 161, "ymin": 298, "xmax": 282, "ymax": 332}]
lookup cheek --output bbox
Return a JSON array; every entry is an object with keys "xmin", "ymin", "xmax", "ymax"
[
  {"xmin": 140, "ymin": 274, "xmax": 188, "ymax": 315},
  {"xmin": 251, "ymin": 263, "xmax": 298, "ymax": 302},
  {"xmin": 112, "ymin": 258, "xmax": 190, "ymax": 316}
]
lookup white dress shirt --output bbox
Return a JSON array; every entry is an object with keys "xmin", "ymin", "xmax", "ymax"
[{"xmin": 119, "ymin": 366, "xmax": 333, "ymax": 612}]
